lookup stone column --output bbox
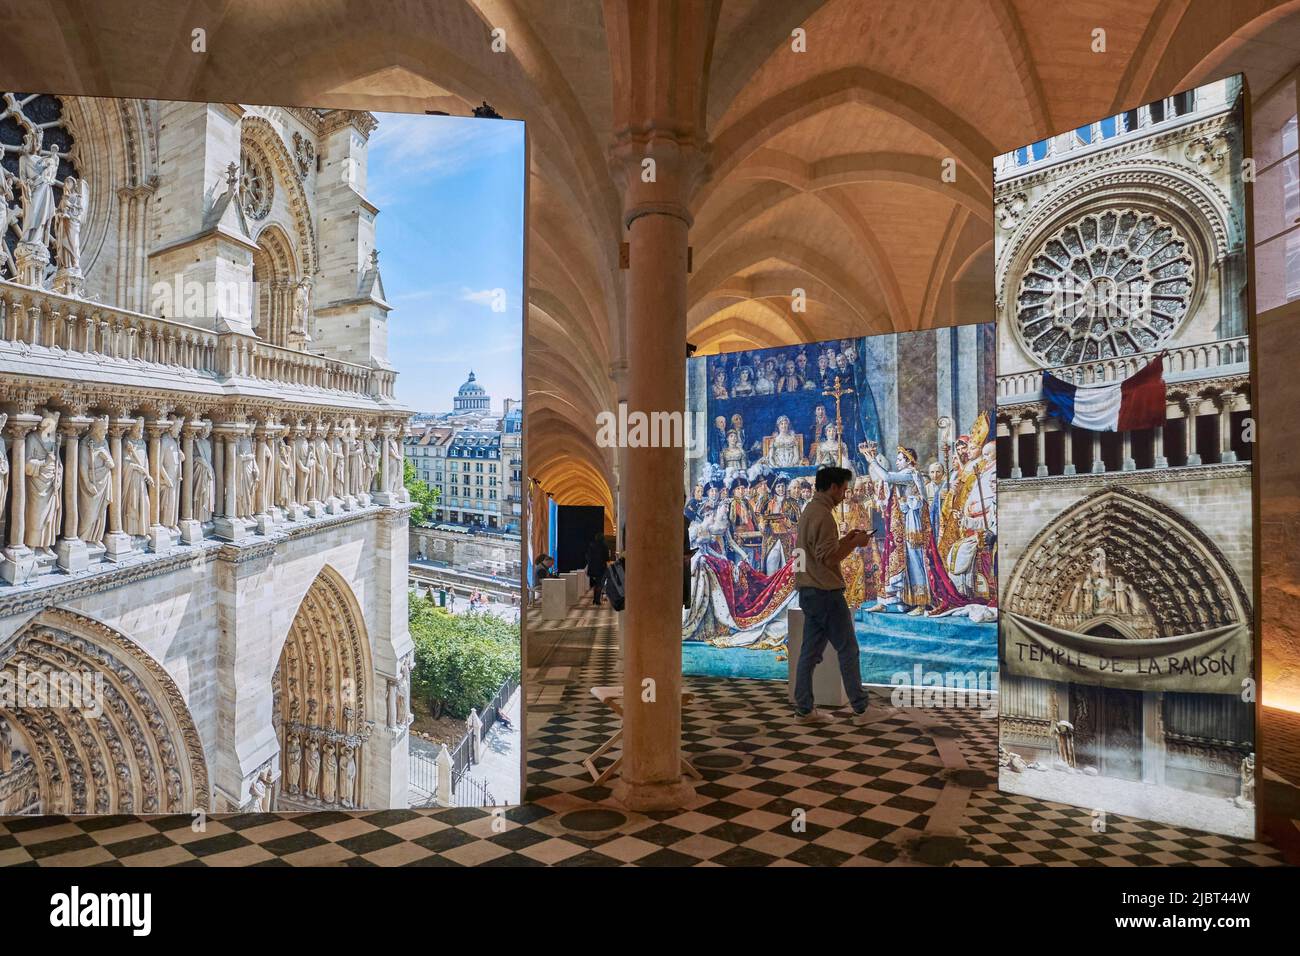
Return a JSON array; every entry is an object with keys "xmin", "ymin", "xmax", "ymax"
[
  {"xmin": 213, "ymin": 423, "xmax": 246, "ymax": 542},
  {"xmin": 146, "ymin": 420, "xmax": 171, "ymax": 552},
  {"xmin": 1183, "ymin": 397, "xmax": 1202, "ymax": 466},
  {"xmin": 1, "ymin": 417, "xmax": 39, "ymax": 584},
  {"xmin": 1091, "ymin": 431, "xmax": 1104, "ymax": 474},
  {"xmin": 56, "ymin": 417, "xmax": 90, "ymax": 572},
  {"xmin": 1009, "ymin": 418, "xmax": 1022, "ymax": 479},
  {"xmin": 1121, "ymin": 430, "xmax": 1135, "ymax": 471},
  {"xmin": 104, "ymin": 417, "xmax": 133, "ymax": 561},
  {"xmin": 1153, "ymin": 422, "xmax": 1168, "ymax": 468},
  {"xmin": 179, "ymin": 420, "xmax": 202, "ymax": 545},
  {"xmin": 373, "ymin": 423, "xmax": 396, "ymax": 506},
  {"xmin": 1061, "ymin": 423, "xmax": 1075, "ymax": 475},
  {"xmin": 1034, "ymin": 416, "xmax": 1048, "ymax": 477},
  {"xmin": 1217, "ymin": 391, "xmax": 1237, "ymax": 463}
]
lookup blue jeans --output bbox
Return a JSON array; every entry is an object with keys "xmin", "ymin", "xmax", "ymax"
[{"xmin": 794, "ymin": 587, "xmax": 868, "ymax": 714}]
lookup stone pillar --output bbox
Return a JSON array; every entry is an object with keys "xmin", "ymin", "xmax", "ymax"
[
  {"xmin": 1091, "ymin": 431, "xmax": 1104, "ymax": 474},
  {"xmin": 213, "ymin": 423, "xmax": 247, "ymax": 542},
  {"xmin": 1183, "ymin": 397, "xmax": 1202, "ymax": 466},
  {"xmin": 1009, "ymin": 418, "xmax": 1022, "ymax": 479},
  {"xmin": 373, "ymin": 423, "xmax": 396, "ymax": 506},
  {"xmin": 1217, "ymin": 391, "xmax": 1237, "ymax": 463},
  {"xmin": 213, "ymin": 429, "xmax": 226, "ymax": 517},
  {"xmin": 1034, "ymin": 416, "xmax": 1048, "ymax": 477},
  {"xmin": 179, "ymin": 420, "xmax": 202, "ymax": 545},
  {"xmin": 1061, "ymin": 423, "xmax": 1075, "ymax": 475},
  {"xmin": 1, "ymin": 417, "xmax": 39, "ymax": 584},
  {"xmin": 146, "ymin": 420, "xmax": 172, "ymax": 553},
  {"xmin": 56, "ymin": 417, "xmax": 90, "ymax": 572},
  {"xmin": 1122, "ymin": 430, "xmax": 1135, "ymax": 471},
  {"xmin": 104, "ymin": 418, "xmax": 133, "ymax": 561}
]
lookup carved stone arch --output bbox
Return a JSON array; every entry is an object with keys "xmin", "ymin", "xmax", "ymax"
[
  {"xmin": 997, "ymin": 160, "xmax": 1237, "ymax": 309},
  {"xmin": 239, "ymin": 114, "xmax": 318, "ymax": 275},
  {"xmin": 0, "ymin": 606, "xmax": 210, "ymax": 815},
  {"xmin": 1005, "ymin": 485, "xmax": 1251, "ymax": 639},
  {"xmin": 252, "ymin": 222, "xmax": 298, "ymax": 345},
  {"xmin": 272, "ymin": 565, "xmax": 371, "ymax": 810}
]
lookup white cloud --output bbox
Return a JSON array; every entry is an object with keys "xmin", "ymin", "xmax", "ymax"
[
  {"xmin": 460, "ymin": 287, "xmax": 505, "ymax": 308},
  {"xmin": 370, "ymin": 113, "xmax": 523, "ymax": 182}
]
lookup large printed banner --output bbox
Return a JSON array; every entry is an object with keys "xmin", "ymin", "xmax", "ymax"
[
  {"xmin": 995, "ymin": 76, "xmax": 1257, "ymax": 838},
  {"xmin": 1003, "ymin": 614, "xmax": 1249, "ymax": 693},
  {"xmin": 682, "ymin": 327, "xmax": 998, "ymax": 684}
]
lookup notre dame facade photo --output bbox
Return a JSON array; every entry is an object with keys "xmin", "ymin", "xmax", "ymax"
[
  {"xmin": 994, "ymin": 77, "xmax": 1256, "ymax": 838},
  {"xmin": 0, "ymin": 93, "xmax": 416, "ymax": 815}
]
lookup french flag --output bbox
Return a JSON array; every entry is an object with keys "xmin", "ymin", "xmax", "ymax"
[{"xmin": 1041, "ymin": 354, "xmax": 1166, "ymax": 432}]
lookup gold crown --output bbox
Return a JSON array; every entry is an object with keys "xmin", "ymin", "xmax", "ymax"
[{"xmin": 897, "ymin": 445, "xmax": 918, "ymax": 467}]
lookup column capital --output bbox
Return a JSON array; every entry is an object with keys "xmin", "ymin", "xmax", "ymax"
[
  {"xmin": 609, "ymin": 132, "xmax": 710, "ymax": 228},
  {"xmin": 58, "ymin": 415, "xmax": 93, "ymax": 437}
]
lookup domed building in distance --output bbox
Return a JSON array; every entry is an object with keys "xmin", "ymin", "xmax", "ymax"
[{"xmin": 454, "ymin": 370, "xmax": 491, "ymax": 413}]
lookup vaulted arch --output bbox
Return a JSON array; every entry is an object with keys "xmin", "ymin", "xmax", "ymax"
[
  {"xmin": 0, "ymin": 607, "xmax": 209, "ymax": 815},
  {"xmin": 1005, "ymin": 486, "xmax": 1252, "ymax": 638}
]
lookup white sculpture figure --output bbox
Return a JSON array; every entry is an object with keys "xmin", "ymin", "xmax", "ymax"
[
  {"xmin": 276, "ymin": 435, "xmax": 294, "ymax": 508},
  {"xmin": 294, "ymin": 425, "xmax": 315, "ymax": 503},
  {"xmin": 321, "ymin": 743, "xmax": 337, "ymax": 805},
  {"xmin": 52, "ymin": 175, "xmax": 87, "ymax": 270},
  {"xmin": 23, "ymin": 410, "xmax": 62, "ymax": 552},
  {"xmin": 77, "ymin": 415, "xmax": 114, "ymax": 544},
  {"xmin": 286, "ymin": 735, "xmax": 302, "ymax": 795},
  {"xmin": 121, "ymin": 418, "xmax": 152, "ymax": 537},
  {"xmin": 347, "ymin": 421, "xmax": 365, "ymax": 496},
  {"xmin": 313, "ymin": 423, "xmax": 331, "ymax": 501},
  {"xmin": 305, "ymin": 738, "xmax": 321, "ymax": 799},
  {"xmin": 363, "ymin": 427, "xmax": 380, "ymax": 493},
  {"xmin": 385, "ymin": 429, "xmax": 403, "ymax": 493},
  {"xmin": 0, "ymin": 170, "xmax": 20, "ymax": 278},
  {"xmin": 248, "ymin": 770, "xmax": 267, "ymax": 812},
  {"xmin": 0, "ymin": 414, "xmax": 8, "ymax": 532},
  {"xmin": 291, "ymin": 279, "xmax": 311, "ymax": 343},
  {"xmin": 234, "ymin": 430, "xmax": 259, "ymax": 518},
  {"xmin": 341, "ymin": 748, "xmax": 357, "ymax": 809},
  {"xmin": 1090, "ymin": 546, "xmax": 1107, "ymax": 577},
  {"xmin": 158, "ymin": 418, "xmax": 184, "ymax": 531},
  {"xmin": 330, "ymin": 425, "xmax": 346, "ymax": 499},
  {"xmin": 192, "ymin": 421, "xmax": 215, "ymax": 523},
  {"xmin": 17, "ymin": 129, "xmax": 59, "ymax": 246}
]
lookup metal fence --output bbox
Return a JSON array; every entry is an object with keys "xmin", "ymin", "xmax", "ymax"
[
  {"xmin": 408, "ymin": 747, "xmax": 440, "ymax": 808},
  {"xmin": 478, "ymin": 675, "xmax": 519, "ymax": 741},
  {"xmin": 451, "ymin": 767, "xmax": 495, "ymax": 807}
]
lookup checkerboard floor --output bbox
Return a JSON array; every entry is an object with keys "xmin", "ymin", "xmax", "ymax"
[{"xmin": 0, "ymin": 606, "xmax": 1288, "ymax": 866}]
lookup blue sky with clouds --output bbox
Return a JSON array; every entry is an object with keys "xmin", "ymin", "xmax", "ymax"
[{"xmin": 367, "ymin": 113, "xmax": 525, "ymax": 414}]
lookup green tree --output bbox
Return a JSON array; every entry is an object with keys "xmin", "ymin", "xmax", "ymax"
[
  {"xmin": 408, "ymin": 598, "xmax": 519, "ymax": 720},
  {"xmin": 404, "ymin": 459, "xmax": 439, "ymax": 526}
]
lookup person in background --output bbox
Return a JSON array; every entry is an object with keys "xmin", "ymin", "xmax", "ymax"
[
  {"xmin": 793, "ymin": 466, "xmax": 874, "ymax": 725},
  {"xmin": 586, "ymin": 532, "xmax": 611, "ymax": 605}
]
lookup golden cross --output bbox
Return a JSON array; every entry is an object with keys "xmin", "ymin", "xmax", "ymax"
[{"xmin": 822, "ymin": 374, "xmax": 854, "ymax": 524}]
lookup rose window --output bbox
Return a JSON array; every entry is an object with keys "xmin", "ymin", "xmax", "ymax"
[
  {"xmin": 239, "ymin": 151, "xmax": 273, "ymax": 220},
  {"xmin": 1016, "ymin": 209, "xmax": 1195, "ymax": 365}
]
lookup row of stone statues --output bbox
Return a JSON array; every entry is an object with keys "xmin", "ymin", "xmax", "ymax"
[
  {"xmin": 0, "ymin": 127, "xmax": 89, "ymax": 295},
  {"xmin": 0, "ymin": 410, "xmax": 407, "ymax": 579},
  {"xmin": 283, "ymin": 731, "xmax": 360, "ymax": 809}
]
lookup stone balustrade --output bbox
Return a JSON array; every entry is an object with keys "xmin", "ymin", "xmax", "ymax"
[
  {"xmin": 0, "ymin": 280, "xmax": 394, "ymax": 401},
  {"xmin": 998, "ymin": 336, "xmax": 1249, "ymax": 400},
  {"xmin": 994, "ymin": 77, "xmax": 1238, "ymax": 181}
]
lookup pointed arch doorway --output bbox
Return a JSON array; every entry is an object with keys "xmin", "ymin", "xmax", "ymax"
[{"xmin": 272, "ymin": 567, "xmax": 373, "ymax": 810}]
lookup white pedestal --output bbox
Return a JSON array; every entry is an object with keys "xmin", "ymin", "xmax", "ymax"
[
  {"xmin": 56, "ymin": 537, "xmax": 89, "ymax": 572},
  {"xmin": 786, "ymin": 607, "xmax": 849, "ymax": 708},
  {"xmin": 542, "ymin": 578, "xmax": 568, "ymax": 620},
  {"xmin": 178, "ymin": 519, "xmax": 203, "ymax": 545},
  {"xmin": 255, "ymin": 514, "xmax": 274, "ymax": 535},
  {"xmin": 103, "ymin": 532, "xmax": 133, "ymax": 562},
  {"xmin": 326, "ymin": 497, "xmax": 344, "ymax": 515},
  {"xmin": 284, "ymin": 504, "xmax": 303, "ymax": 522},
  {"xmin": 307, "ymin": 501, "xmax": 325, "ymax": 518},
  {"xmin": 565, "ymin": 572, "xmax": 582, "ymax": 605},
  {"xmin": 357, "ymin": 493, "xmax": 372, "ymax": 509},
  {"xmin": 1, "ymin": 546, "xmax": 38, "ymax": 584},
  {"xmin": 148, "ymin": 526, "xmax": 176, "ymax": 554},
  {"xmin": 213, "ymin": 516, "xmax": 249, "ymax": 543}
]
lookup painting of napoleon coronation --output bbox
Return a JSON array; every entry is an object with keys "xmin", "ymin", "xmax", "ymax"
[{"xmin": 683, "ymin": 328, "xmax": 998, "ymax": 682}]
